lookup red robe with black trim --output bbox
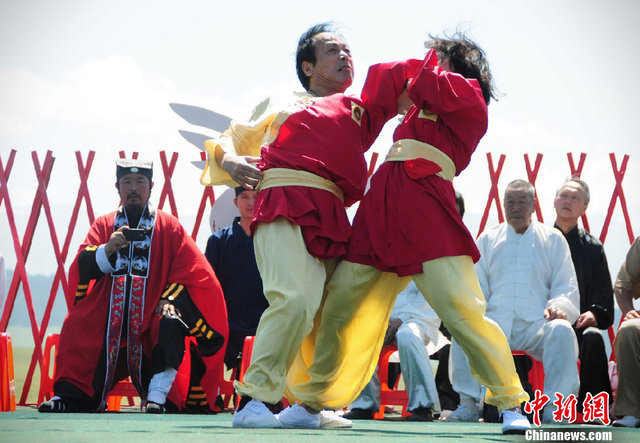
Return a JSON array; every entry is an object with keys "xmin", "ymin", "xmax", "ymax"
[
  {"xmin": 253, "ymin": 87, "xmax": 405, "ymax": 260},
  {"xmin": 58, "ymin": 209, "xmax": 228, "ymax": 409},
  {"xmin": 346, "ymin": 50, "xmax": 485, "ymax": 276}
]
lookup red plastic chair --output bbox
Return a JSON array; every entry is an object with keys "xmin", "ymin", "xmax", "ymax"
[
  {"xmin": 217, "ymin": 365, "xmax": 236, "ymax": 410},
  {"xmin": 374, "ymin": 345, "xmax": 410, "ymax": 419},
  {"xmin": 512, "ymin": 350, "xmax": 581, "ymax": 399},
  {"xmin": 106, "ymin": 378, "xmax": 138, "ymax": 411},
  {"xmin": 38, "ymin": 333, "xmax": 59, "ymax": 404},
  {"xmin": 39, "ymin": 333, "xmax": 237, "ymax": 411},
  {"xmin": 238, "ymin": 335, "xmax": 255, "ymax": 384},
  {"xmin": 608, "ymin": 319, "xmax": 624, "ymax": 363},
  {"xmin": 512, "ymin": 350, "xmax": 545, "ymax": 394},
  {"xmin": 38, "ymin": 333, "xmax": 138, "ymax": 410},
  {"xmin": 0, "ymin": 332, "xmax": 16, "ymax": 411}
]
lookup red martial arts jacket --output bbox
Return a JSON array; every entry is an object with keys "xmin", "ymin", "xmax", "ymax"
[
  {"xmin": 347, "ymin": 50, "xmax": 486, "ymax": 276},
  {"xmin": 254, "ymin": 83, "xmax": 407, "ymax": 260}
]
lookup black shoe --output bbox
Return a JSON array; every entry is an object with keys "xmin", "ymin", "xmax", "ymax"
[
  {"xmin": 343, "ymin": 408, "xmax": 374, "ymax": 420},
  {"xmin": 407, "ymin": 407, "xmax": 433, "ymax": 422},
  {"xmin": 483, "ymin": 403, "xmax": 500, "ymax": 423},
  {"xmin": 144, "ymin": 401, "xmax": 166, "ymax": 414},
  {"xmin": 38, "ymin": 398, "xmax": 69, "ymax": 413}
]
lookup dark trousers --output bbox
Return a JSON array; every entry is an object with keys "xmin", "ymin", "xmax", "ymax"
[
  {"xmin": 434, "ymin": 325, "xmax": 459, "ymax": 412},
  {"xmin": 576, "ymin": 328, "xmax": 612, "ymax": 410},
  {"xmin": 434, "ymin": 344, "xmax": 460, "ymax": 411}
]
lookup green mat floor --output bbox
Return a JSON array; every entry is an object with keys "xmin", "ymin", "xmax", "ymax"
[{"xmin": 0, "ymin": 406, "xmax": 636, "ymax": 443}]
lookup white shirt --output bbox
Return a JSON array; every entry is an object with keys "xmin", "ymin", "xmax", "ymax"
[
  {"xmin": 391, "ymin": 281, "xmax": 449, "ymax": 354},
  {"xmin": 475, "ymin": 220, "xmax": 580, "ymax": 338}
]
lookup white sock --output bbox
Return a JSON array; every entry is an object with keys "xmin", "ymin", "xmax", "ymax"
[{"xmin": 147, "ymin": 367, "xmax": 178, "ymax": 404}]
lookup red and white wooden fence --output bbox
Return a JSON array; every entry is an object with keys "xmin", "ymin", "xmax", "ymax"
[{"xmin": 0, "ymin": 149, "xmax": 635, "ymax": 405}]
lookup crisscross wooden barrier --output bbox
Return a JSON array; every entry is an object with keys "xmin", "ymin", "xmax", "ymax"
[
  {"xmin": 0, "ymin": 149, "xmax": 635, "ymax": 405},
  {"xmin": 476, "ymin": 152, "xmax": 635, "ymax": 242}
]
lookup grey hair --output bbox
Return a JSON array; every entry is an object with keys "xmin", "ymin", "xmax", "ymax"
[
  {"xmin": 505, "ymin": 179, "xmax": 535, "ymax": 201},
  {"xmin": 556, "ymin": 177, "xmax": 590, "ymax": 206}
]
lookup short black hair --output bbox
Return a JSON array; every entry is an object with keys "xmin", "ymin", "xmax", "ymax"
[
  {"xmin": 426, "ymin": 32, "xmax": 496, "ymax": 105},
  {"xmin": 296, "ymin": 22, "xmax": 336, "ymax": 90},
  {"xmin": 234, "ymin": 186, "xmax": 247, "ymax": 198}
]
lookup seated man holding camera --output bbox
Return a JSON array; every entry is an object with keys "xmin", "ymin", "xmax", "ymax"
[{"xmin": 38, "ymin": 159, "xmax": 228, "ymax": 413}]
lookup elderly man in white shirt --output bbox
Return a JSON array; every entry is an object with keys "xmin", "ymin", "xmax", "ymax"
[
  {"xmin": 344, "ymin": 281, "xmax": 448, "ymax": 421},
  {"xmin": 448, "ymin": 179, "xmax": 580, "ymax": 424}
]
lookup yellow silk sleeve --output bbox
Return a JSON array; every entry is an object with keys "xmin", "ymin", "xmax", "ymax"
[{"xmin": 200, "ymin": 97, "xmax": 281, "ymax": 187}]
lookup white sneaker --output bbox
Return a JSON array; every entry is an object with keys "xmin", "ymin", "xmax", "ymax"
[
  {"xmin": 501, "ymin": 408, "xmax": 531, "ymax": 434},
  {"xmin": 277, "ymin": 403, "xmax": 322, "ymax": 429},
  {"xmin": 320, "ymin": 410, "xmax": 353, "ymax": 428},
  {"xmin": 613, "ymin": 415, "xmax": 640, "ymax": 428},
  {"xmin": 232, "ymin": 399, "xmax": 281, "ymax": 428},
  {"xmin": 443, "ymin": 404, "xmax": 480, "ymax": 422}
]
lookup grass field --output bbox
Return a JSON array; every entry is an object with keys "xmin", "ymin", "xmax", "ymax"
[{"xmin": 12, "ymin": 347, "xmax": 42, "ymax": 405}]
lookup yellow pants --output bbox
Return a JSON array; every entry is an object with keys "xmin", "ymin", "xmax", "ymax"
[
  {"xmin": 288, "ymin": 256, "xmax": 529, "ymax": 411},
  {"xmin": 233, "ymin": 217, "xmax": 335, "ymax": 403}
]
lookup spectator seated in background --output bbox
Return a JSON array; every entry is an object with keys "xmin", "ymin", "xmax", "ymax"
[
  {"xmin": 553, "ymin": 178, "xmax": 614, "ymax": 414},
  {"xmin": 38, "ymin": 159, "xmax": 228, "ymax": 414},
  {"xmin": 343, "ymin": 281, "xmax": 449, "ymax": 421},
  {"xmin": 612, "ymin": 237, "xmax": 640, "ymax": 428},
  {"xmin": 205, "ymin": 186, "xmax": 268, "ymax": 374},
  {"xmin": 448, "ymin": 179, "xmax": 580, "ymax": 425}
]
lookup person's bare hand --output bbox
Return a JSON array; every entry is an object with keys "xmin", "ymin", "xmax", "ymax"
[
  {"xmin": 397, "ymin": 79, "xmax": 414, "ymax": 115},
  {"xmin": 155, "ymin": 300, "xmax": 178, "ymax": 317},
  {"xmin": 105, "ymin": 226, "xmax": 130, "ymax": 256},
  {"xmin": 623, "ymin": 309, "xmax": 640, "ymax": 322},
  {"xmin": 543, "ymin": 306, "xmax": 567, "ymax": 321},
  {"xmin": 221, "ymin": 153, "xmax": 263, "ymax": 189},
  {"xmin": 575, "ymin": 311, "xmax": 597, "ymax": 329}
]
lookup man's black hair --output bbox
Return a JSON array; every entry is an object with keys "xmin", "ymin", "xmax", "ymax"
[{"xmin": 296, "ymin": 22, "xmax": 336, "ymax": 90}]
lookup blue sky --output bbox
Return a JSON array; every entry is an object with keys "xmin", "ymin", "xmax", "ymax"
[{"xmin": 1, "ymin": 0, "xmax": 639, "ymax": 287}]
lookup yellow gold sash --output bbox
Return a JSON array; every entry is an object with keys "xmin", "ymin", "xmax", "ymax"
[
  {"xmin": 384, "ymin": 139, "xmax": 456, "ymax": 181},
  {"xmin": 257, "ymin": 168, "xmax": 344, "ymax": 202}
]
